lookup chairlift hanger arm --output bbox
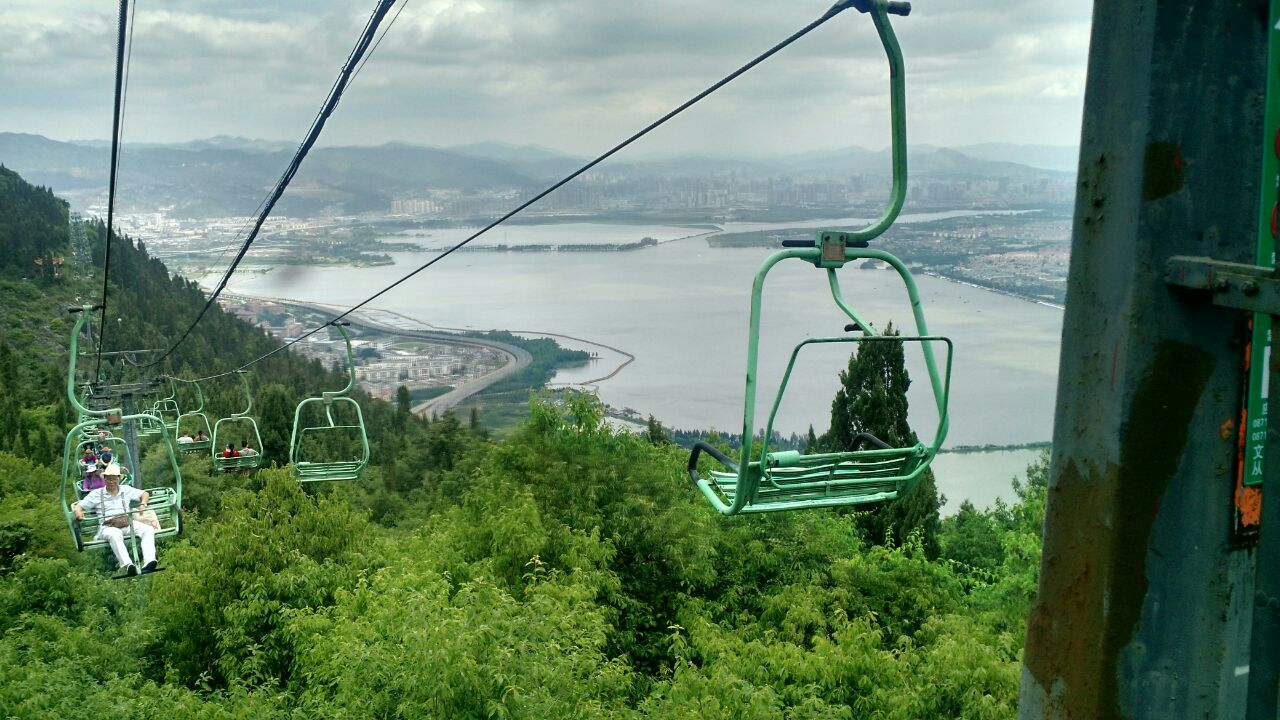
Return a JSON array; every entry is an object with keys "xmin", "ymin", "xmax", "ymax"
[
  {"xmin": 66, "ymin": 306, "xmax": 122, "ymax": 419},
  {"xmin": 833, "ymin": 0, "xmax": 911, "ymax": 16},
  {"xmin": 169, "ymin": 376, "xmax": 206, "ymax": 413},
  {"xmin": 233, "ymin": 371, "xmax": 254, "ymax": 417},
  {"xmin": 328, "ymin": 322, "xmax": 358, "ymax": 398}
]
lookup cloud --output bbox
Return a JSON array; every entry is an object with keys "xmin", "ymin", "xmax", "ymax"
[{"xmin": 0, "ymin": 0, "xmax": 1092, "ymax": 154}]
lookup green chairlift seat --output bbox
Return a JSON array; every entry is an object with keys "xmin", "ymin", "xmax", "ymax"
[
  {"xmin": 212, "ymin": 371, "xmax": 265, "ymax": 473},
  {"xmin": 61, "ymin": 307, "xmax": 184, "ymax": 561},
  {"xmin": 289, "ymin": 322, "xmax": 370, "ymax": 483},
  {"xmin": 688, "ymin": 1, "xmax": 952, "ymax": 514}
]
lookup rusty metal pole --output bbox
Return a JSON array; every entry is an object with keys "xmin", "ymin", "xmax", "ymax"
[{"xmin": 1020, "ymin": 1, "xmax": 1269, "ymax": 718}]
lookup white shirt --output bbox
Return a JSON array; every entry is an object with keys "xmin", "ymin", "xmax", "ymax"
[
  {"xmin": 177, "ymin": 436, "xmax": 193, "ymax": 444},
  {"xmin": 76, "ymin": 484, "xmax": 145, "ymax": 519}
]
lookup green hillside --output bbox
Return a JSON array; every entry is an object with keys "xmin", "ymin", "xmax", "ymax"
[{"xmin": 0, "ymin": 167, "xmax": 1045, "ymax": 718}]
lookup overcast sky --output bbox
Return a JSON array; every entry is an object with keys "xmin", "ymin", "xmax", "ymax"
[{"xmin": 2, "ymin": 0, "xmax": 1093, "ymax": 157}]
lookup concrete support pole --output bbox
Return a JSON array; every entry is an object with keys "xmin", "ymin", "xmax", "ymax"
[{"xmin": 1020, "ymin": 1, "xmax": 1268, "ymax": 718}]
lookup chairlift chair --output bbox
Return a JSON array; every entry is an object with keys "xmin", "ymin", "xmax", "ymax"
[
  {"xmin": 61, "ymin": 307, "xmax": 184, "ymax": 561},
  {"xmin": 688, "ymin": 0, "xmax": 953, "ymax": 514},
  {"xmin": 171, "ymin": 377, "xmax": 214, "ymax": 454},
  {"xmin": 212, "ymin": 371, "xmax": 265, "ymax": 472},
  {"xmin": 289, "ymin": 322, "xmax": 370, "ymax": 482}
]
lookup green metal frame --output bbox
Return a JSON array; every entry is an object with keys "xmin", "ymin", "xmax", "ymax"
[
  {"xmin": 152, "ymin": 378, "xmax": 181, "ymax": 432},
  {"xmin": 62, "ymin": 307, "xmax": 183, "ymax": 557},
  {"xmin": 689, "ymin": 1, "xmax": 953, "ymax": 514},
  {"xmin": 135, "ymin": 384, "xmax": 166, "ymax": 438},
  {"xmin": 212, "ymin": 371, "xmax": 264, "ymax": 472},
  {"xmin": 136, "ymin": 413, "xmax": 162, "ymax": 438},
  {"xmin": 289, "ymin": 323, "xmax": 370, "ymax": 482},
  {"xmin": 171, "ymin": 377, "xmax": 214, "ymax": 454}
]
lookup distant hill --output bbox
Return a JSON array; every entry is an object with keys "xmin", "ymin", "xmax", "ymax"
[
  {"xmin": 451, "ymin": 141, "xmax": 579, "ymax": 164},
  {"xmin": 0, "ymin": 133, "xmax": 110, "ymax": 191},
  {"xmin": 951, "ymin": 143, "xmax": 1079, "ymax": 173},
  {"xmin": 449, "ymin": 142, "xmax": 585, "ymax": 181},
  {"xmin": 0, "ymin": 133, "xmax": 1074, "ymax": 217},
  {"xmin": 0, "ymin": 134, "xmax": 540, "ymax": 217}
]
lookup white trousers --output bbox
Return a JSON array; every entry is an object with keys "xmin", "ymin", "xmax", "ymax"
[{"xmin": 97, "ymin": 521, "xmax": 156, "ymax": 568}]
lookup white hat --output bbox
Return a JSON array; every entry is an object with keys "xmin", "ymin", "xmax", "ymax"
[{"xmin": 103, "ymin": 463, "xmax": 122, "ymax": 476}]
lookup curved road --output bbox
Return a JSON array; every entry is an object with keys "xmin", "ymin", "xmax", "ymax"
[
  {"xmin": 351, "ymin": 320, "xmax": 532, "ymax": 418},
  {"xmin": 221, "ymin": 294, "xmax": 531, "ymax": 418}
]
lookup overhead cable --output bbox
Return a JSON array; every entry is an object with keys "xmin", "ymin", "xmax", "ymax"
[
  {"xmin": 140, "ymin": 0, "xmax": 401, "ymax": 369},
  {"xmin": 94, "ymin": 0, "xmax": 134, "ymax": 380},
  {"xmin": 184, "ymin": 0, "xmax": 867, "ymax": 383}
]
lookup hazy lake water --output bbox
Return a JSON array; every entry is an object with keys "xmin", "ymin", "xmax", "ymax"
[
  {"xmin": 393, "ymin": 209, "xmax": 1029, "ymax": 249},
  {"xmin": 931, "ymin": 448, "xmax": 1046, "ymax": 513},
  {"xmin": 228, "ymin": 218, "xmax": 1062, "ymax": 510}
]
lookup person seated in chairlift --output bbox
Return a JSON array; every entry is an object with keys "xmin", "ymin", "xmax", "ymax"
[
  {"xmin": 82, "ymin": 466, "xmax": 105, "ymax": 492},
  {"xmin": 80, "ymin": 448, "xmax": 98, "ymax": 473},
  {"xmin": 221, "ymin": 444, "xmax": 239, "ymax": 458},
  {"xmin": 99, "ymin": 446, "xmax": 114, "ymax": 465},
  {"xmin": 194, "ymin": 430, "xmax": 208, "ymax": 443},
  {"xmin": 239, "ymin": 442, "xmax": 257, "ymax": 457},
  {"xmin": 72, "ymin": 463, "xmax": 159, "ymax": 576},
  {"xmin": 177, "ymin": 431, "xmax": 194, "ymax": 444}
]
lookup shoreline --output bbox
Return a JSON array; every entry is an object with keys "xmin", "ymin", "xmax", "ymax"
[{"xmin": 917, "ymin": 270, "xmax": 1065, "ymax": 311}]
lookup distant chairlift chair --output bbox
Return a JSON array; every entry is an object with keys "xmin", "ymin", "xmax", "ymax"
[
  {"xmin": 172, "ymin": 377, "xmax": 214, "ymax": 454},
  {"xmin": 289, "ymin": 322, "xmax": 370, "ymax": 482},
  {"xmin": 212, "ymin": 371, "xmax": 265, "ymax": 473}
]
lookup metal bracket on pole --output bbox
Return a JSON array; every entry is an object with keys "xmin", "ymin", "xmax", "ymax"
[{"xmin": 1165, "ymin": 255, "xmax": 1280, "ymax": 315}]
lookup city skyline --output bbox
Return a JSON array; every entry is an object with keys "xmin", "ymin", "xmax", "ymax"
[{"xmin": 3, "ymin": 0, "xmax": 1092, "ymax": 158}]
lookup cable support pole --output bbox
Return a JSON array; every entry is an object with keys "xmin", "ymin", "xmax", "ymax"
[
  {"xmin": 142, "ymin": 0, "xmax": 399, "ymax": 370},
  {"xmin": 181, "ymin": 0, "xmax": 873, "ymax": 383},
  {"xmin": 95, "ymin": 0, "xmax": 131, "ymax": 380}
]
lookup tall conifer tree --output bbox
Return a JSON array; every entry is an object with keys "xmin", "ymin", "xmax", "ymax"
[{"xmin": 820, "ymin": 322, "xmax": 942, "ymax": 557}]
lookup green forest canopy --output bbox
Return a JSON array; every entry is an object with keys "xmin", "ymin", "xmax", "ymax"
[{"xmin": 0, "ymin": 167, "xmax": 1047, "ymax": 718}]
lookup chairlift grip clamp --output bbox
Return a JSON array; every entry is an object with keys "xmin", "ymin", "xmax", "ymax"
[{"xmin": 831, "ymin": 0, "xmax": 910, "ymax": 16}]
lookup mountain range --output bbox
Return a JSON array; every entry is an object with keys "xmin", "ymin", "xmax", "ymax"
[{"xmin": 0, "ymin": 132, "xmax": 1076, "ymax": 218}]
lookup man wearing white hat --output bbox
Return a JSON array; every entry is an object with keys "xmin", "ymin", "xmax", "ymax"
[{"xmin": 72, "ymin": 462, "xmax": 157, "ymax": 576}]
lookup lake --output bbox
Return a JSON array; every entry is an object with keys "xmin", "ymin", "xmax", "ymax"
[{"xmin": 226, "ymin": 217, "xmax": 1063, "ymax": 511}]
